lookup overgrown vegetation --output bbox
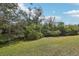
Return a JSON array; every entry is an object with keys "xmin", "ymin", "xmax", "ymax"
[{"xmin": 0, "ymin": 3, "xmax": 79, "ymax": 44}]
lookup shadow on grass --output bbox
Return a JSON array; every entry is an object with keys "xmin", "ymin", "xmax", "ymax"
[
  {"xmin": 0, "ymin": 38, "xmax": 39, "ymax": 48},
  {"xmin": 0, "ymin": 39, "xmax": 20, "ymax": 48}
]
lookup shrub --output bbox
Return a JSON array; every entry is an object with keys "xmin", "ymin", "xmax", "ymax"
[
  {"xmin": 52, "ymin": 30, "xmax": 61, "ymax": 36},
  {"xmin": 0, "ymin": 34, "xmax": 12, "ymax": 44},
  {"xmin": 24, "ymin": 24, "xmax": 43, "ymax": 40},
  {"xmin": 42, "ymin": 30, "xmax": 61, "ymax": 37},
  {"xmin": 27, "ymin": 31, "xmax": 43, "ymax": 40},
  {"xmin": 42, "ymin": 30, "xmax": 53, "ymax": 37}
]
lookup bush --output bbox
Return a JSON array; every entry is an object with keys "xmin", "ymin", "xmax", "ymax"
[
  {"xmin": 24, "ymin": 24, "xmax": 43, "ymax": 40},
  {"xmin": 41, "ymin": 24, "xmax": 52, "ymax": 37},
  {"xmin": 42, "ymin": 30, "xmax": 61, "ymax": 37},
  {"xmin": 0, "ymin": 34, "xmax": 12, "ymax": 44},
  {"xmin": 27, "ymin": 31, "xmax": 43, "ymax": 40},
  {"xmin": 42, "ymin": 30, "xmax": 53, "ymax": 37},
  {"xmin": 52, "ymin": 30, "xmax": 61, "ymax": 36}
]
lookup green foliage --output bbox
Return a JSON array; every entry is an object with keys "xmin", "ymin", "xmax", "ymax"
[
  {"xmin": 51, "ymin": 30, "xmax": 61, "ymax": 36},
  {"xmin": 27, "ymin": 31, "xmax": 43, "ymax": 40},
  {"xmin": 41, "ymin": 24, "xmax": 52, "ymax": 37},
  {"xmin": 64, "ymin": 25, "xmax": 79, "ymax": 35},
  {"xmin": 57, "ymin": 22, "xmax": 65, "ymax": 35},
  {"xmin": 0, "ymin": 34, "xmax": 12, "ymax": 44},
  {"xmin": 24, "ymin": 24, "xmax": 43, "ymax": 40},
  {"xmin": 41, "ymin": 24, "xmax": 61, "ymax": 37}
]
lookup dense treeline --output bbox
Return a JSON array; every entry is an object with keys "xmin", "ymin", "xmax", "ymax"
[{"xmin": 0, "ymin": 3, "xmax": 79, "ymax": 43}]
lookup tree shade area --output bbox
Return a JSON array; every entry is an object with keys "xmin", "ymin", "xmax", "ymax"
[{"xmin": 0, "ymin": 3, "xmax": 79, "ymax": 44}]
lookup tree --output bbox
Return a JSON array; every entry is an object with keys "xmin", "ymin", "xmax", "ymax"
[
  {"xmin": 0, "ymin": 3, "xmax": 28, "ymax": 42},
  {"xmin": 0, "ymin": 3, "xmax": 18, "ymax": 33},
  {"xmin": 57, "ymin": 22, "xmax": 65, "ymax": 35},
  {"xmin": 64, "ymin": 25, "xmax": 79, "ymax": 35}
]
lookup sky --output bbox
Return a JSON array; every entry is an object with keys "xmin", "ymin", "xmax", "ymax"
[{"xmin": 19, "ymin": 3, "xmax": 79, "ymax": 25}]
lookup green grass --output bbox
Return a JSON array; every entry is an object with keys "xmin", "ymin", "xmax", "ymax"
[{"xmin": 0, "ymin": 35, "xmax": 79, "ymax": 56}]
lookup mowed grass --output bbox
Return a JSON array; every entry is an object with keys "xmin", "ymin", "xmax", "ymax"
[{"xmin": 0, "ymin": 35, "xmax": 79, "ymax": 56}]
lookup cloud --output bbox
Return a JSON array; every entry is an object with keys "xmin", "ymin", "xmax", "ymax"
[
  {"xmin": 64, "ymin": 10, "xmax": 79, "ymax": 17},
  {"xmin": 18, "ymin": 3, "xmax": 32, "ymax": 15},
  {"xmin": 18, "ymin": 3, "xmax": 26, "ymax": 11}
]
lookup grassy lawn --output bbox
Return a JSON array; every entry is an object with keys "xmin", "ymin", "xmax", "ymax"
[{"xmin": 0, "ymin": 35, "xmax": 79, "ymax": 56}]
